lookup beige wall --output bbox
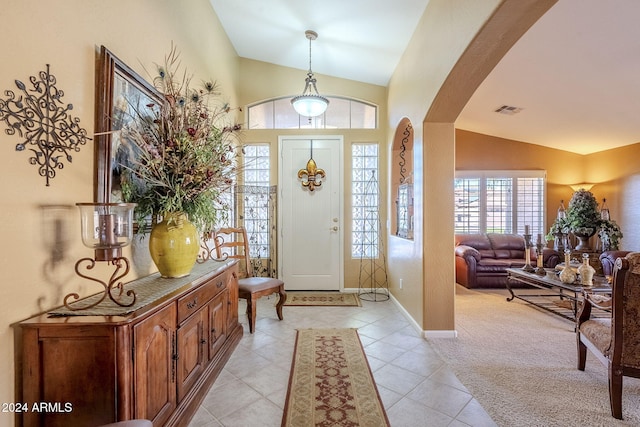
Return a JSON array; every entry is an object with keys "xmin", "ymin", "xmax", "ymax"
[
  {"xmin": 387, "ymin": 0, "xmax": 505, "ymax": 332},
  {"xmin": 238, "ymin": 59, "xmax": 389, "ymax": 290},
  {"xmin": 386, "ymin": 0, "xmax": 556, "ymax": 333},
  {"xmin": 456, "ymin": 130, "xmax": 640, "ymax": 252},
  {"xmin": 0, "ymin": 0, "xmax": 239, "ymax": 420}
]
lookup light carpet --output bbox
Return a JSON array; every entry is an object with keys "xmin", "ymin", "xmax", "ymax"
[
  {"xmin": 282, "ymin": 328, "xmax": 389, "ymax": 427},
  {"xmin": 430, "ymin": 286, "xmax": 640, "ymax": 426},
  {"xmin": 283, "ymin": 292, "xmax": 361, "ymax": 307}
]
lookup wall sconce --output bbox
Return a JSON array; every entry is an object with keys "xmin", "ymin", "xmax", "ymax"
[
  {"xmin": 63, "ymin": 203, "xmax": 136, "ymax": 311},
  {"xmin": 569, "ymin": 183, "xmax": 595, "ymax": 191}
]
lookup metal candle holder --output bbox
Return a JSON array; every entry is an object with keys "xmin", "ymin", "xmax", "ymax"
[
  {"xmin": 522, "ymin": 233, "xmax": 535, "ymax": 272},
  {"xmin": 535, "ymin": 241, "xmax": 546, "ymax": 275},
  {"xmin": 63, "ymin": 203, "xmax": 137, "ymax": 311}
]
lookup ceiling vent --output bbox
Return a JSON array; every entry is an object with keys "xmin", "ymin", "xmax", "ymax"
[{"xmin": 494, "ymin": 105, "xmax": 523, "ymax": 115}]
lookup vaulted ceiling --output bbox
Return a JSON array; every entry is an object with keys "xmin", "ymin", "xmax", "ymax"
[{"xmin": 210, "ymin": 0, "xmax": 640, "ymax": 155}]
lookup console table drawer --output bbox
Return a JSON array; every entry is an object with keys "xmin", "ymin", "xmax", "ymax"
[{"xmin": 177, "ymin": 271, "xmax": 227, "ymax": 323}]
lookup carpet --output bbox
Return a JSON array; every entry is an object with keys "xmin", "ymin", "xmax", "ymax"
[
  {"xmin": 283, "ymin": 292, "xmax": 361, "ymax": 307},
  {"xmin": 282, "ymin": 328, "xmax": 390, "ymax": 427},
  {"xmin": 430, "ymin": 286, "xmax": 640, "ymax": 426}
]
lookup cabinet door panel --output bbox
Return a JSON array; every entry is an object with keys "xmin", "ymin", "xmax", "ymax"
[
  {"xmin": 208, "ymin": 290, "xmax": 228, "ymax": 359},
  {"xmin": 226, "ymin": 267, "xmax": 239, "ymax": 330},
  {"xmin": 133, "ymin": 304, "xmax": 177, "ymax": 425},
  {"xmin": 177, "ymin": 308, "xmax": 207, "ymax": 401}
]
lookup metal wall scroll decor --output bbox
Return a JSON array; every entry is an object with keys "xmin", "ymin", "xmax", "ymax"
[
  {"xmin": 0, "ymin": 64, "xmax": 89, "ymax": 186},
  {"xmin": 297, "ymin": 140, "xmax": 325, "ymax": 191},
  {"xmin": 398, "ymin": 122, "xmax": 412, "ymax": 183}
]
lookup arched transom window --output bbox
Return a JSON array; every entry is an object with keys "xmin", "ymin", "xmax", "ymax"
[{"xmin": 247, "ymin": 96, "xmax": 377, "ymax": 129}]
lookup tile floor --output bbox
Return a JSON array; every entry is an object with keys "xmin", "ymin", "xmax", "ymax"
[{"xmin": 189, "ymin": 295, "xmax": 496, "ymax": 427}]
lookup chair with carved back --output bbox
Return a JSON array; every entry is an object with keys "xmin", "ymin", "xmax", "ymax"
[
  {"xmin": 213, "ymin": 226, "xmax": 286, "ymax": 333},
  {"xmin": 577, "ymin": 252, "xmax": 640, "ymax": 419}
]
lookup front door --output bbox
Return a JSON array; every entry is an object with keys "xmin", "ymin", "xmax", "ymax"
[{"xmin": 278, "ymin": 136, "xmax": 343, "ymax": 290}]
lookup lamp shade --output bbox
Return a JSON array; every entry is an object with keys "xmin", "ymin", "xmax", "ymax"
[
  {"xmin": 77, "ymin": 202, "xmax": 136, "ymax": 260},
  {"xmin": 291, "ymin": 30, "xmax": 329, "ymax": 118},
  {"xmin": 291, "ymin": 94, "xmax": 329, "ymax": 117}
]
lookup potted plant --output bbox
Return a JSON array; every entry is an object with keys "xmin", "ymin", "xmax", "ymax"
[
  {"xmin": 547, "ymin": 189, "xmax": 623, "ymax": 252},
  {"xmin": 565, "ymin": 189, "xmax": 601, "ymax": 250},
  {"xmin": 121, "ymin": 46, "xmax": 241, "ymax": 277},
  {"xmin": 598, "ymin": 219, "xmax": 623, "ymax": 251}
]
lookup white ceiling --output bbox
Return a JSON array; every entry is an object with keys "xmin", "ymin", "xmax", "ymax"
[{"xmin": 210, "ymin": 0, "xmax": 640, "ymax": 155}]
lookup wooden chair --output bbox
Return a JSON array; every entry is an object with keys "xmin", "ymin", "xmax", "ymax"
[
  {"xmin": 577, "ymin": 252, "xmax": 640, "ymax": 419},
  {"xmin": 213, "ymin": 227, "xmax": 286, "ymax": 333}
]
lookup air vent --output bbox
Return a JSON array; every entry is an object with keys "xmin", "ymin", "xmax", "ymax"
[{"xmin": 494, "ymin": 105, "xmax": 523, "ymax": 115}]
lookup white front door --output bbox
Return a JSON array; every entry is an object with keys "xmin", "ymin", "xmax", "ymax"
[{"xmin": 278, "ymin": 136, "xmax": 343, "ymax": 291}]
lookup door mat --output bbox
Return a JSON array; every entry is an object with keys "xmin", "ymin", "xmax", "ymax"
[
  {"xmin": 282, "ymin": 328, "xmax": 390, "ymax": 426},
  {"xmin": 283, "ymin": 292, "xmax": 361, "ymax": 307}
]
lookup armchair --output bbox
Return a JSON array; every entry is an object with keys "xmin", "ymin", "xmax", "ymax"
[{"xmin": 576, "ymin": 252, "xmax": 640, "ymax": 419}]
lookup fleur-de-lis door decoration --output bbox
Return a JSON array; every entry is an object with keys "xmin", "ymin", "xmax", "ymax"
[{"xmin": 297, "ymin": 140, "xmax": 325, "ymax": 191}]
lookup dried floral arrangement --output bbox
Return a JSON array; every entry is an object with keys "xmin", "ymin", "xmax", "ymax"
[{"xmin": 120, "ymin": 46, "xmax": 241, "ymax": 231}]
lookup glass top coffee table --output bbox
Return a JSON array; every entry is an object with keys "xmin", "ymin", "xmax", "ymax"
[{"xmin": 506, "ymin": 268, "xmax": 611, "ymax": 321}]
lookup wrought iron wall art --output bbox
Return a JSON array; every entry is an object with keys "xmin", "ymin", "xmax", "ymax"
[
  {"xmin": 398, "ymin": 122, "xmax": 412, "ymax": 183},
  {"xmin": 0, "ymin": 64, "xmax": 89, "ymax": 186},
  {"xmin": 297, "ymin": 140, "xmax": 325, "ymax": 191}
]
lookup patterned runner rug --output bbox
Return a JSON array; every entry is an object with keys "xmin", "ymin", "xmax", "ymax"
[
  {"xmin": 282, "ymin": 328, "xmax": 390, "ymax": 427},
  {"xmin": 283, "ymin": 292, "xmax": 361, "ymax": 307}
]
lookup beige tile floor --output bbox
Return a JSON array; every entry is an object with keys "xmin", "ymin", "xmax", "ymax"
[{"xmin": 188, "ymin": 295, "xmax": 496, "ymax": 427}]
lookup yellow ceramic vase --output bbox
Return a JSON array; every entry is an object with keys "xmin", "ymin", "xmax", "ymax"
[{"xmin": 149, "ymin": 212, "xmax": 199, "ymax": 278}]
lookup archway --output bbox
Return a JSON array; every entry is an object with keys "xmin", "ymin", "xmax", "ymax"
[{"xmin": 421, "ymin": 0, "xmax": 558, "ymax": 332}]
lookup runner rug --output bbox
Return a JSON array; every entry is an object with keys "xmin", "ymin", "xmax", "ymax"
[
  {"xmin": 282, "ymin": 328, "xmax": 390, "ymax": 427},
  {"xmin": 283, "ymin": 292, "xmax": 361, "ymax": 307}
]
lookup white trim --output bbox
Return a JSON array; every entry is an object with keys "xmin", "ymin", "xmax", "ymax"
[
  {"xmin": 388, "ymin": 293, "xmax": 423, "ymax": 336},
  {"xmin": 424, "ymin": 330, "xmax": 458, "ymax": 339},
  {"xmin": 455, "ymin": 169, "xmax": 546, "ymax": 178},
  {"xmin": 387, "ymin": 293, "xmax": 458, "ymax": 339},
  {"xmin": 277, "ymin": 135, "xmax": 344, "ymax": 291}
]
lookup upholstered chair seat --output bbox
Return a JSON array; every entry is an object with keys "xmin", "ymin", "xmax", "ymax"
[{"xmin": 577, "ymin": 252, "xmax": 640, "ymax": 420}]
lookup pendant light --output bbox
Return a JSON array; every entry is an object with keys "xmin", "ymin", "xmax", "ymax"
[{"xmin": 291, "ymin": 30, "xmax": 329, "ymax": 117}]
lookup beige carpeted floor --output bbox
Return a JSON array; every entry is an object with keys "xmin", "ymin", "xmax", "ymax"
[{"xmin": 430, "ymin": 285, "xmax": 640, "ymax": 427}]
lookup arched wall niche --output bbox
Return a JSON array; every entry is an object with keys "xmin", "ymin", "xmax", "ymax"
[{"xmin": 391, "ymin": 117, "xmax": 414, "ymax": 239}]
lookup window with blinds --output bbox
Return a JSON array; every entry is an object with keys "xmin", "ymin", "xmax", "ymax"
[{"xmin": 455, "ymin": 171, "xmax": 546, "ymax": 236}]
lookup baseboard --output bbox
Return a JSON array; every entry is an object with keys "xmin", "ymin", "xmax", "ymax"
[
  {"xmin": 423, "ymin": 330, "xmax": 458, "ymax": 339},
  {"xmin": 387, "ymin": 293, "xmax": 458, "ymax": 339},
  {"xmin": 347, "ymin": 289, "xmax": 459, "ymax": 339},
  {"xmin": 387, "ymin": 293, "xmax": 423, "ymax": 335}
]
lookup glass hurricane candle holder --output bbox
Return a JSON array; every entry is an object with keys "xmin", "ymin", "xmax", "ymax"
[{"xmin": 64, "ymin": 203, "xmax": 137, "ymax": 311}]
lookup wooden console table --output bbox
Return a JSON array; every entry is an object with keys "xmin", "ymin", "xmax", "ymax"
[
  {"xmin": 506, "ymin": 268, "xmax": 611, "ymax": 321},
  {"xmin": 17, "ymin": 259, "xmax": 241, "ymax": 427}
]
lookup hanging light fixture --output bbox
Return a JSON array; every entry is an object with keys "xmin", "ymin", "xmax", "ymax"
[{"xmin": 291, "ymin": 30, "xmax": 329, "ymax": 117}]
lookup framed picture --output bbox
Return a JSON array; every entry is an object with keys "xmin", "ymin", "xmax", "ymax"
[{"xmin": 94, "ymin": 45, "xmax": 162, "ymax": 204}]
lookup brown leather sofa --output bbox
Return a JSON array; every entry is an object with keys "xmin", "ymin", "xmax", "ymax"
[
  {"xmin": 600, "ymin": 250, "xmax": 632, "ymax": 276},
  {"xmin": 455, "ymin": 233, "xmax": 561, "ymax": 288}
]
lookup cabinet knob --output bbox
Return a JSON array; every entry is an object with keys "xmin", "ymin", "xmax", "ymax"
[{"xmin": 200, "ymin": 339, "xmax": 207, "ymax": 345}]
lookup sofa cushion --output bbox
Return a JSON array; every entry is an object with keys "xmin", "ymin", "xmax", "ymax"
[
  {"xmin": 455, "ymin": 234, "xmax": 494, "ymax": 258},
  {"xmin": 477, "ymin": 259, "xmax": 516, "ymax": 273},
  {"xmin": 487, "ymin": 233, "xmax": 526, "ymax": 259}
]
